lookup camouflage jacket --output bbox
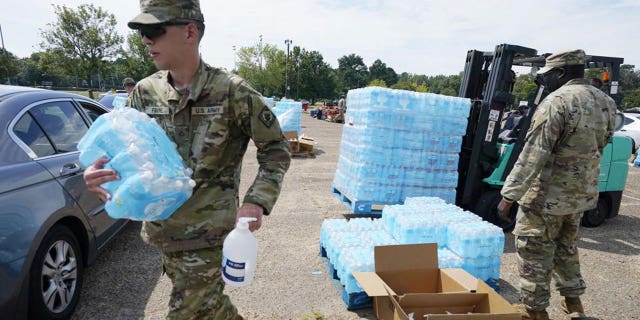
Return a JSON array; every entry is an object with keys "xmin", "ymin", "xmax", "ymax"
[
  {"xmin": 501, "ymin": 79, "xmax": 616, "ymax": 215},
  {"xmin": 130, "ymin": 61, "xmax": 291, "ymax": 252}
]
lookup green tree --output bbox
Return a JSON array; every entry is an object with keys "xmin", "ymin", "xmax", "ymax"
[
  {"xmin": 391, "ymin": 81, "xmax": 416, "ymax": 91},
  {"xmin": 0, "ymin": 48, "xmax": 19, "ymax": 84},
  {"xmin": 368, "ymin": 59, "xmax": 398, "ymax": 87},
  {"xmin": 40, "ymin": 4, "xmax": 123, "ymax": 88},
  {"xmin": 622, "ymin": 87, "xmax": 640, "ymax": 108},
  {"xmin": 368, "ymin": 79, "xmax": 387, "ymax": 87},
  {"xmin": 116, "ymin": 31, "xmax": 157, "ymax": 82},
  {"xmin": 512, "ymin": 74, "xmax": 537, "ymax": 106},
  {"xmin": 415, "ymin": 83, "xmax": 429, "ymax": 93},
  {"xmin": 237, "ymin": 42, "xmax": 286, "ymax": 97},
  {"xmin": 15, "ymin": 53, "xmax": 46, "ymax": 86},
  {"xmin": 295, "ymin": 48, "xmax": 336, "ymax": 101},
  {"xmin": 337, "ymin": 54, "xmax": 368, "ymax": 93}
]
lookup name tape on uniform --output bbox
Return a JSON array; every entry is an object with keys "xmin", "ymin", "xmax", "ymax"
[
  {"xmin": 145, "ymin": 106, "xmax": 170, "ymax": 115},
  {"xmin": 193, "ymin": 106, "xmax": 223, "ymax": 115}
]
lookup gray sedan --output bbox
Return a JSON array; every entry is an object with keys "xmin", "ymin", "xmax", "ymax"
[{"xmin": 0, "ymin": 85, "xmax": 128, "ymax": 320}]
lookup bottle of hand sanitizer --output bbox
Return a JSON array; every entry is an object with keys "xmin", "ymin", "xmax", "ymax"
[{"xmin": 222, "ymin": 217, "xmax": 258, "ymax": 287}]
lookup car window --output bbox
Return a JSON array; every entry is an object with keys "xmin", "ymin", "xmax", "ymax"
[
  {"xmin": 78, "ymin": 100, "xmax": 108, "ymax": 122},
  {"xmin": 13, "ymin": 113, "xmax": 56, "ymax": 157},
  {"xmin": 98, "ymin": 95, "xmax": 115, "ymax": 109},
  {"xmin": 30, "ymin": 101, "xmax": 89, "ymax": 154},
  {"xmin": 624, "ymin": 116, "xmax": 635, "ymax": 126}
]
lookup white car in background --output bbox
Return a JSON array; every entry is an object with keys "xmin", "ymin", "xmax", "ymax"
[{"xmin": 615, "ymin": 112, "xmax": 640, "ymax": 154}]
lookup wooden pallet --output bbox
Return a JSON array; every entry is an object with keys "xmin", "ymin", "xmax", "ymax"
[{"xmin": 331, "ymin": 185, "xmax": 389, "ymax": 214}]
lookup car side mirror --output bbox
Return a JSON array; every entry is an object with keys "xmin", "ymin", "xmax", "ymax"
[{"xmin": 614, "ymin": 112, "xmax": 624, "ymax": 131}]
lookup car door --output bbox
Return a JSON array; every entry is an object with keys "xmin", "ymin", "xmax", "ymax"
[
  {"xmin": 19, "ymin": 99, "xmax": 114, "ymax": 245},
  {"xmin": 75, "ymin": 99, "xmax": 128, "ymax": 248}
]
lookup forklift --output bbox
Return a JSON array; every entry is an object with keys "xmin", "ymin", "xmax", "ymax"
[{"xmin": 456, "ymin": 43, "xmax": 632, "ymax": 231}]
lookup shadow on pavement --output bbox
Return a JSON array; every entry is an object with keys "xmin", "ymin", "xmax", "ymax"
[
  {"xmin": 71, "ymin": 221, "xmax": 163, "ymax": 320},
  {"xmin": 501, "ymin": 213, "xmax": 640, "ymax": 257},
  {"xmin": 578, "ymin": 213, "xmax": 640, "ymax": 256}
]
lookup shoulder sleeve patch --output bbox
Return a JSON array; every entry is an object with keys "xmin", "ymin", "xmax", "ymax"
[{"xmin": 258, "ymin": 105, "xmax": 276, "ymax": 128}]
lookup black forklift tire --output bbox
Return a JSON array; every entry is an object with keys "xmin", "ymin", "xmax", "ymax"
[
  {"xmin": 581, "ymin": 198, "xmax": 609, "ymax": 228},
  {"xmin": 475, "ymin": 190, "xmax": 518, "ymax": 232},
  {"xmin": 28, "ymin": 225, "xmax": 84, "ymax": 320}
]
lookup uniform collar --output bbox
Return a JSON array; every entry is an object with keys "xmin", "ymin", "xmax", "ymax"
[
  {"xmin": 164, "ymin": 59, "xmax": 210, "ymax": 103},
  {"xmin": 564, "ymin": 78, "xmax": 589, "ymax": 86}
]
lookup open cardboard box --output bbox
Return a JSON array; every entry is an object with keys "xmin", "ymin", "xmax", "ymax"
[
  {"xmin": 353, "ymin": 244, "xmax": 519, "ymax": 320},
  {"xmin": 283, "ymin": 130, "xmax": 314, "ymax": 154}
]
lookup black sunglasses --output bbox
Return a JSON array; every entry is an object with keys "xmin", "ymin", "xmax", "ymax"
[{"xmin": 138, "ymin": 21, "xmax": 190, "ymax": 40}]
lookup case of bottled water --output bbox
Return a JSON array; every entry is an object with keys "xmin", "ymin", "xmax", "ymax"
[
  {"xmin": 333, "ymin": 87, "xmax": 471, "ymax": 205},
  {"xmin": 78, "ymin": 107, "xmax": 195, "ymax": 221},
  {"xmin": 273, "ymin": 99, "xmax": 302, "ymax": 135}
]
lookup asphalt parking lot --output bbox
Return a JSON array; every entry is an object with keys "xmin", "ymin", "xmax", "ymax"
[{"xmin": 72, "ymin": 112, "xmax": 640, "ymax": 320}]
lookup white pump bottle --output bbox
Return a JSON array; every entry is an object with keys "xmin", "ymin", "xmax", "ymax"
[{"xmin": 222, "ymin": 217, "xmax": 258, "ymax": 287}]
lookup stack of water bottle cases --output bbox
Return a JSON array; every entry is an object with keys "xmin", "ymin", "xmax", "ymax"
[
  {"xmin": 332, "ymin": 86, "xmax": 471, "ymax": 204},
  {"xmin": 272, "ymin": 98, "xmax": 302, "ymax": 135},
  {"xmin": 320, "ymin": 197, "xmax": 505, "ymax": 302}
]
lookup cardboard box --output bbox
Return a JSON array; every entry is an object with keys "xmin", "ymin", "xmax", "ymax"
[
  {"xmin": 353, "ymin": 244, "xmax": 519, "ymax": 320},
  {"xmin": 283, "ymin": 130, "xmax": 315, "ymax": 155},
  {"xmin": 283, "ymin": 130, "xmax": 300, "ymax": 153}
]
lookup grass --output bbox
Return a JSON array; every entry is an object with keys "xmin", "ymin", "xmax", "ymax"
[
  {"xmin": 62, "ymin": 90, "xmax": 111, "ymax": 100},
  {"xmin": 300, "ymin": 311, "xmax": 326, "ymax": 320}
]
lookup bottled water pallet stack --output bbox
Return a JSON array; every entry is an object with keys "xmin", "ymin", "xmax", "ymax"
[
  {"xmin": 319, "ymin": 197, "xmax": 505, "ymax": 309},
  {"xmin": 273, "ymin": 99, "xmax": 302, "ymax": 135},
  {"xmin": 332, "ymin": 87, "xmax": 470, "ymax": 214},
  {"xmin": 319, "ymin": 218, "xmax": 397, "ymax": 309}
]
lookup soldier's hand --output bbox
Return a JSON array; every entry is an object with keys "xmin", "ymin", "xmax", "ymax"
[
  {"xmin": 497, "ymin": 198, "xmax": 514, "ymax": 223},
  {"xmin": 83, "ymin": 157, "xmax": 119, "ymax": 203},
  {"xmin": 237, "ymin": 203, "xmax": 264, "ymax": 232}
]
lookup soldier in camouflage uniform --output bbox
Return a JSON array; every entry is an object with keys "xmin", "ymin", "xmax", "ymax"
[
  {"xmin": 83, "ymin": 1, "xmax": 291, "ymax": 319},
  {"xmin": 497, "ymin": 49, "xmax": 617, "ymax": 320}
]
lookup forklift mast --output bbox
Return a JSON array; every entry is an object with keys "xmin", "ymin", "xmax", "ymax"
[{"xmin": 456, "ymin": 44, "xmax": 538, "ymax": 210}]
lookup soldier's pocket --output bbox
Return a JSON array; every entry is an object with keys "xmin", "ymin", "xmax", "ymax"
[{"xmin": 513, "ymin": 207, "xmax": 546, "ymax": 237}]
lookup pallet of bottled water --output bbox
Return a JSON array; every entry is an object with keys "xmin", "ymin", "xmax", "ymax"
[
  {"xmin": 332, "ymin": 87, "xmax": 471, "ymax": 213},
  {"xmin": 319, "ymin": 197, "xmax": 504, "ymax": 309},
  {"xmin": 273, "ymin": 99, "xmax": 302, "ymax": 135}
]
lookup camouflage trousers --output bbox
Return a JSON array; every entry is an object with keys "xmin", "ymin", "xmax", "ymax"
[
  {"xmin": 161, "ymin": 247, "xmax": 243, "ymax": 320},
  {"xmin": 512, "ymin": 206, "xmax": 586, "ymax": 311}
]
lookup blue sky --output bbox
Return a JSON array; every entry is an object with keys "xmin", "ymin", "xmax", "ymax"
[{"xmin": 1, "ymin": 0, "xmax": 639, "ymax": 76}]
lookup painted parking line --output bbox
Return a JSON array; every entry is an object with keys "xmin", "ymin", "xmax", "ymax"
[{"xmin": 622, "ymin": 194, "xmax": 640, "ymax": 201}]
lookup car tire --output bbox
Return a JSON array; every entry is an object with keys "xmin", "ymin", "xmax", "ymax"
[
  {"xmin": 581, "ymin": 198, "xmax": 609, "ymax": 228},
  {"xmin": 475, "ymin": 190, "xmax": 518, "ymax": 232},
  {"xmin": 28, "ymin": 225, "xmax": 84, "ymax": 320}
]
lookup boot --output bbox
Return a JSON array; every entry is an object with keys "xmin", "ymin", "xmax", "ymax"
[
  {"xmin": 513, "ymin": 304, "xmax": 550, "ymax": 320},
  {"xmin": 561, "ymin": 297, "xmax": 587, "ymax": 319}
]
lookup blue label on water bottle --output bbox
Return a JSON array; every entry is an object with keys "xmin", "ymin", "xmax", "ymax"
[{"xmin": 222, "ymin": 257, "xmax": 245, "ymax": 282}]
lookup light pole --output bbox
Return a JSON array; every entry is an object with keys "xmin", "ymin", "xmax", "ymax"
[
  {"xmin": 284, "ymin": 39, "xmax": 292, "ymax": 98},
  {"xmin": 0, "ymin": 24, "xmax": 10, "ymax": 85},
  {"xmin": 258, "ymin": 35, "xmax": 263, "ymax": 70},
  {"xmin": 232, "ymin": 45, "xmax": 237, "ymax": 72}
]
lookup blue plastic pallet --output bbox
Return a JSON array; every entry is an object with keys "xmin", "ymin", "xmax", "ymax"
[
  {"xmin": 331, "ymin": 185, "xmax": 392, "ymax": 214},
  {"xmin": 320, "ymin": 253, "xmax": 372, "ymax": 310},
  {"xmin": 485, "ymin": 278, "xmax": 500, "ymax": 292}
]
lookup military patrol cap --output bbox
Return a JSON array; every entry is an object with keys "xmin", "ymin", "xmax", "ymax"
[
  {"xmin": 128, "ymin": 0, "xmax": 204, "ymax": 29},
  {"xmin": 122, "ymin": 77, "xmax": 136, "ymax": 87},
  {"xmin": 537, "ymin": 49, "xmax": 585, "ymax": 75}
]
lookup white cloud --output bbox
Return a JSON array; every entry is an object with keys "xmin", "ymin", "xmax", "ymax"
[{"xmin": 1, "ymin": 0, "xmax": 639, "ymax": 75}]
